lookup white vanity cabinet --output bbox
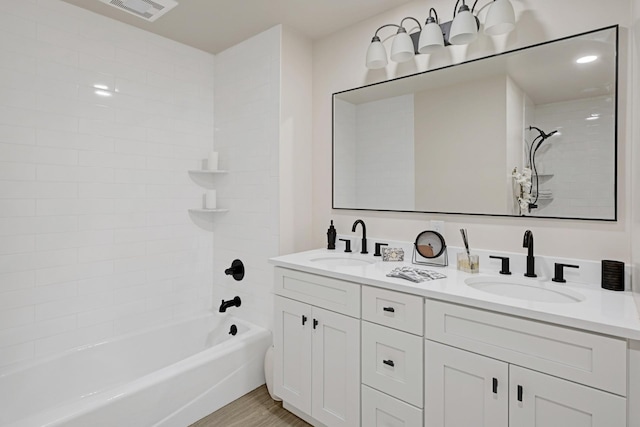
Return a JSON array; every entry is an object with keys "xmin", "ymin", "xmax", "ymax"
[
  {"xmin": 273, "ymin": 268, "xmax": 361, "ymax": 427},
  {"xmin": 361, "ymin": 286, "xmax": 424, "ymax": 426},
  {"xmin": 425, "ymin": 299, "xmax": 628, "ymax": 427}
]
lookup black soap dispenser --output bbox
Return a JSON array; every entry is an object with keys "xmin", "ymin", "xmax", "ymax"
[{"xmin": 327, "ymin": 220, "xmax": 337, "ymax": 250}]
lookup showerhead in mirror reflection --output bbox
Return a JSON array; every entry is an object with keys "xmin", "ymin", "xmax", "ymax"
[{"xmin": 334, "ymin": 26, "xmax": 617, "ymax": 221}]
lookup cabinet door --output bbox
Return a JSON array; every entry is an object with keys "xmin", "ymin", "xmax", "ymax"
[
  {"xmin": 509, "ymin": 365, "xmax": 626, "ymax": 427},
  {"xmin": 274, "ymin": 296, "xmax": 312, "ymax": 414},
  {"xmin": 311, "ymin": 306, "xmax": 360, "ymax": 427},
  {"xmin": 425, "ymin": 340, "xmax": 508, "ymax": 427}
]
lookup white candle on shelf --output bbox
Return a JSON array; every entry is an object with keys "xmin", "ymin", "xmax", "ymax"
[
  {"xmin": 205, "ymin": 190, "xmax": 217, "ymax": 209},
  {"xmin": 207, "ymin": 151, "xmax": 219, "ymax": 171}
]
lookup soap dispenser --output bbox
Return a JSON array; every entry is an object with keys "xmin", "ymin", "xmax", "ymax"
[{"xmin": 327, "ymin": 220, "xmax": 337, "ymax": 250}]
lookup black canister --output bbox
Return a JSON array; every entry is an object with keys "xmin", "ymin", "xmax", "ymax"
[{"xmin": 601, "ymin": 260, "xmax": 625, "ymax": 291}]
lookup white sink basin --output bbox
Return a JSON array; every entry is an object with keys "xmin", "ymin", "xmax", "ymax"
[
  {"xmin": 465, "ymin": 276, "xmax": 584, "ymax": 303},
  {"xmin": 309, "ymin": 255, "xmax": 375, "ymax": 268}
]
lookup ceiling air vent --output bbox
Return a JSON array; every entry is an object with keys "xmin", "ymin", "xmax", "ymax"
[{"xmin": 99, "ymin": 0, "xmax": 178, "ymax": 22}]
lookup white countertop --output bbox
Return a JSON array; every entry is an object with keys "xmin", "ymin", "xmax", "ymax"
[{"xmin": 270, "ymin": 248, "xmax": 640, "ymax": 341}]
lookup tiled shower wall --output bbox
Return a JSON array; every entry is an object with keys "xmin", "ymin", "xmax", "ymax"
[
  {"xmin": 531, "ymin": 96, "xmax": 615, "ymax": 219},
  {"xmin": 0, "ymin": 0, "xmax": 215, "ymax": 369},
  {"xmin": 212, "ymin": 26, "xmax": 281, "ymax": 331}
]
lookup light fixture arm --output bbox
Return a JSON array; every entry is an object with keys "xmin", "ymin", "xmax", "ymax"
[
  {"xmin": 400, "ymin": 16, "xmax": 422, "ymax": 32},
  {"xmin": 371, "ymin": 23, "xmax": 401, "ymax": 41},
  {"xmin": 427, "ymin": 8, "xmax": 439, "ymax": 24}
]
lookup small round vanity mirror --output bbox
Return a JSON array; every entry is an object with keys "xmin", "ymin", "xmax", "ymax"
[{"xmin": 414, "ymin": 230, "xmax": 446, "ymax": 259}]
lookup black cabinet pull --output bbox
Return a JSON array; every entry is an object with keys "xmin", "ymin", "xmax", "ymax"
[
  {"xmin": 492, "ymin": 378, "xmax": 498, "ymax": 394},
  {"xmin": 383, "ymin": 359, "xmax": 395, "ymax": 367},
  {"xmin": 383, "ymin": 307, "xmax": 395, "ymax": 313},
  {"xmin": 302, "ymin": 315, "xmax": 307, "ymax": 325},
  {"xmin": 517, "ymin": 385, "xmax": 523, "ymax": 402},
  {"xmin": 313, "ymin": 319, "xmax": 318, "ymax": 329}
]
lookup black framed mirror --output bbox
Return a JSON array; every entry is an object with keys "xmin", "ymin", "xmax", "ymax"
[{"xmin": 332, "ymin": 26, "xmax": 618, "ymax": 221}]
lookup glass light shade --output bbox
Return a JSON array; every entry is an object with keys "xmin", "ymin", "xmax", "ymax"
[
  {"xmin": 418, "ymin": 21, "xmax": 445, "ymax": 54},
  {"xmin": 484, "ymin": 0, "xmax": 515, "ymax": 36},
  {"xmin": 390, "ymin": 29, "xmax": 415, "ymax": 63},
  {"xmin": 366, "ymin": 39, "xmax": 388, "ymax": 69},
  {"xmin": 449, "ymin": 9, "xmax": 478, "ymax": 45}
]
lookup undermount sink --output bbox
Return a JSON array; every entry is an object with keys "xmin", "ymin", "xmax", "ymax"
[
  {"xmin": 309, "ymin": 255, "xmax": 375, "ymax": 268},
  {"xmin": 464, "ymin": 276, "xmax": 585, "ymax": 303}
]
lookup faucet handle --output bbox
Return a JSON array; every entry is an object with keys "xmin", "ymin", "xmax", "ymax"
[
  {"xmin": 552, "ymin": 263, "xmax": 579, "ymax": 283},
  {"xmin": 339, "ymin": 238, "xmax": 352, "ymax": 253},
  {"xmin": 489, "ymin": 255, "xmax": 511, "ymax": 275},
  {"xmin": 374, "ymin": 242, "xmax": 388, "ymax": 257}
]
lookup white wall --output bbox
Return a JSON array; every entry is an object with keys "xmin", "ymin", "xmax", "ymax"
[
  {"xmin": 0, "ymin": 0, "xmax": 215, "ymax": 369},
  {"xmin": 279, "ymin": 26, "xmax": 313, "ymax": 255},
  {"xmin": 313, "ymin": 0, "xmax": 632, "ymax": 263},
  {"xmin": 212, "ymin": 26, "xmax": 281, "ymax": 331}
]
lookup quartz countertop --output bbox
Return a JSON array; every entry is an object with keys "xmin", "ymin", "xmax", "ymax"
[{"xmin": 269, "ymin": 249, "xmax": 640, "ymax": 341}]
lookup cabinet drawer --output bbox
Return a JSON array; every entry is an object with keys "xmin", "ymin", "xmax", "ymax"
[
  {"xmin": 362, "ymin": 286, "xmax": 423, "ymax": 335},
  {"xmin": 274, "ymin": 267, "xmax": 360, "ymax": 317},
  {"xmin": 362, "ymin": 321, "xmax": 423, "ymax": 407},
  {"xmin": 362, "ymin": 385, "xmax": 423, "ymax": 427},
  {"xmin": 425, "ymin": 299, "xmax": 627, "ymax": 396}
]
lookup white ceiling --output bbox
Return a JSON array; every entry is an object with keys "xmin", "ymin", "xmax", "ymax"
[{"xmin": 61, "ymin": 0, "xmax": 413, "ymax": 54}]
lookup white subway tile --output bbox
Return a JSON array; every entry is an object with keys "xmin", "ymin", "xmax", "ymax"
[
  {"xmin": 35, "ymin": 291, "xmax": 114, "ymax": 321},
  {"xmin": 0, "ymin": 162, "xmax": 36, "ymax": 181},
  {"xmin": 0, "ymin": 199, "xmax": 35, "ymax": 217},
  {"xmin": 35, "ymin": 260, "xmax": 113, "ymax": 286},
  {"xmin": 32, "ymin": 248, "xmax": 77, "ymax": 269},
  {"xmin": 36, "ymin": 199, "xmax": 113, "ymax": 216},
  {"xmin": 78, "ymin": 183, "xmax": 145, "ymax": 199},
  {"xmin": 0, "ymin": 315, "xmax": 76, "ymax": 349},
  {"xmin": 0, "ymin": 235, "xmax": 35, "ymax": 255},
  {"xmin": 0, "ymin": 270, "xmax": 35, "ymax": 293},
  {"xmin": 0, "ymin": 125, "xmax": 36, "ymax": 146},
  {"xmin": 35, "ymin": 230, "xmax": 113, "ymax": 251},
  {"xmin": 0, "ymin": 281, "xmax": 77, "ymax": 310},
  {"xmin": 0, "ymin": 142, "xmax": 78, "ymax": 165},
  {"xmin": 0, "ymin": 306, "xmax": 35, "ymax": 331},
  {"xmin": 33, "ymin": 321, "xmax": 113, "ymax": 358},
  {"xmin": 0, "ymin": 341, "xmax": 34, "ymax": 369}
]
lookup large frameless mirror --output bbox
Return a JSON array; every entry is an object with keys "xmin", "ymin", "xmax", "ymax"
[{"xmin": 333, "ymin": 26, "xmax": 618, "ymax": 221}]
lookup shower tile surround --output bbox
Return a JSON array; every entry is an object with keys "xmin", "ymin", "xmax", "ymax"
[{"xmin": 0, "ymin": 0, "xmax": 215, "ymax": 368}]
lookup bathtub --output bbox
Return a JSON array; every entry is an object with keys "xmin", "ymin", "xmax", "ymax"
[{"xmin": 0, "ymin": 313, "xmax": 271, "ymax": 427}]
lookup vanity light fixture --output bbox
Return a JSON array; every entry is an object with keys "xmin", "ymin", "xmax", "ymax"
[{"xmin": 365, "ymin": 0, "xmax": 517, "ymax": 69}]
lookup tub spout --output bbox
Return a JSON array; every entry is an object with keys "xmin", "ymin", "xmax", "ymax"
[{"xmin": 219, "ymin": 296, "xmax": 241, "ymax": 313}]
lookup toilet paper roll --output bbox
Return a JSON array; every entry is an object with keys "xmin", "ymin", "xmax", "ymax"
[
  {"xmin": 205, "ymin": 190, "xmax": 217, "ymax": 209},
  {"xmin": 207, "ymin": 151, "xmax": 219, "ymax": 171}
]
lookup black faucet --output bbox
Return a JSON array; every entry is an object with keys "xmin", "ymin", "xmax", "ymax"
[
  {"xmin": 219, "ymin": 296, "xmax": 241, "ymax": 313},
  {"xmin": 522, "ymin": 230, "xmax": 536, "ymax": 277},
  {"xmin": 351, "ymin": 219, "xmax": 368, "ymax": 254}
]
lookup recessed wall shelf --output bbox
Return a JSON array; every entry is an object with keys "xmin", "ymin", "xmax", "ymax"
[{"xmin": 189, "ymin": 208, "xmax": 229, "ymax": 214}]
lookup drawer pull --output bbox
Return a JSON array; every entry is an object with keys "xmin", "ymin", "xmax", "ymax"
[
  {"xmin": 492, "ymin": 378, "xmax": 498, "ymax": 394},
  {"xmin": 382, "ymin": 306, "xmax": 395, "ymax": 313},
  {"xmin": 313, "ymin": 319, "xmax": 318, "ymax": 329},
  {"xmin": 517, "ymin": 385, "xmax": 523, "ymax": 402},
  {"xmin": 382, "ymin": 359, "xmax": 395, "ymax": 367},
  {"xmin": 302, "ymin": 315, "xmax": 307, "ymax": 325}
]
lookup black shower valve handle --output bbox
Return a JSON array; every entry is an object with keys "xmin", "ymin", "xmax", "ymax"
[{"xmin": 225, "ymin": 259, "xmax": 245, "ymax": 281}]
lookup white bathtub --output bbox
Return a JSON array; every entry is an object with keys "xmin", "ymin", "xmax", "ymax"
[{"xmin": 0, "ymin": 313, "xmax": 271, "ymax": 427}]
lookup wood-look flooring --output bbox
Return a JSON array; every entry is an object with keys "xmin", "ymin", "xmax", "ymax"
[{"xmin": 190, "ymin": 385, "xmax": 311, "ymax": 427}]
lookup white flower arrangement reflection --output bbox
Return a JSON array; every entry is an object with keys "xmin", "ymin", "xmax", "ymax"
[{"xmin": 512, "ymin": 167, "xmax": 532, "ymax": 214}]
